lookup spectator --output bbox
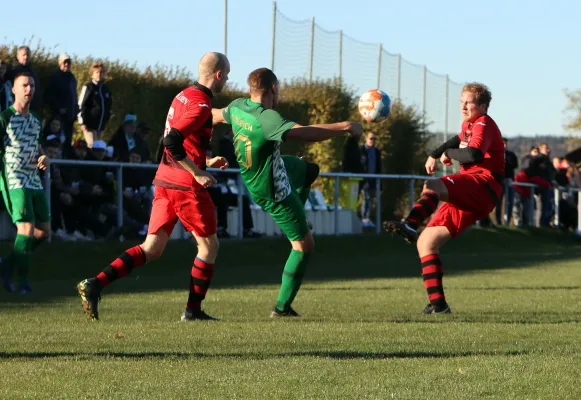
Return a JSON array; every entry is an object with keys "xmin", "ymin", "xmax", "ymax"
[
  {"xmin": 8, "ymin": 46, "xmax": 42, "ymax": 113},
  {"xmin": 77, "ymin": 61, "xmax": 112, "ymax": 148},
  {"xmin": 135, "ymin": 121, "xmax": 152, "ymax": 162},
  {"xmin": 538, "ymin": 143, "xmax": 556, "ymax": 227},
  {"xmin": 0, "ymin": 60, "xmax": 13, "ymax": 111},
  {"xmin": 342, "ymin": 135, "xmax": 364, "ymax": 173},
  {"xmin": 43, "ymin": 115, "xmax": 67, "ymax": 149},
  {"xmin": 108, "ymin": 113, "xmax": 148, "ymax": 162},
  {"xmin": 121, "ymin": 148, "xmax": 154, "ymax": 237},
  {"xmin": 495, "ymin": 138, "xmax": 518, "ymax": 225},
  {"xmin": 360, "ymin": 132, "xmax": 381, "ymax": 227},
  {"xmin": 44, "ymin": 53, "xmax": 78, "ymax": 156},
  {"xmin": 513, "ymin": 146, "xmax": 551, "ymax": 226}
]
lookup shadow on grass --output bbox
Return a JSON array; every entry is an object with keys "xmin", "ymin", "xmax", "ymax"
[
  {"xmin": 1, "ymin": 226, "xmax": 581, "ymax": 304},
  {"xmin": 0, "ymin": 349, "xmax": 530, "ymax": 361}
]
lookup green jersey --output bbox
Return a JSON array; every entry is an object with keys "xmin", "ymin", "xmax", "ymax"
[
  {"xmin": 0, "ymin": 106, "xmax": 43, "ymax": 190},
  {"xmin": 223, "ymin": 98, "xmax": 296, "ymax": 202}
]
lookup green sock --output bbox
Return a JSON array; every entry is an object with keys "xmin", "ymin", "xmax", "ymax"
[
  {"xmin": 12, "ymin": 234, "xmax": 34, "ymax": 285},
  {"xmin": 276, "ymin": 250, "xmax": 311, "ymax": 312}
]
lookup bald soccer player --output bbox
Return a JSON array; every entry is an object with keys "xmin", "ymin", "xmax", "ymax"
[{"xmin": 76, "ymin": 53, "xmax": 231, "ymax": 322}]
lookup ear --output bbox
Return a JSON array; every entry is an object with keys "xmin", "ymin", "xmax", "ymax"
[{"xmin": 216, "ymin": 70, "xmax": 223, "ymax": 80}]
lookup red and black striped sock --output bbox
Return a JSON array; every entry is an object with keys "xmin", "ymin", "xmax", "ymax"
[
  {"xmin": 96, "ymin": 245, "xmax": 146, "ymax": 287},
  {"xmin": 187, "ymin": 257, "xmax": 215, "ymax": 311},
  {"xmin": 406, "ymin": 190, "xmax": 439, "ymax": 229},
  {"xmin": 421, "ymin": 254, "xmax": 446, "ymax": 306}
]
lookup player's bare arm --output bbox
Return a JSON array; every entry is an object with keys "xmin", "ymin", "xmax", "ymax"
[
  {"xmin": 206, "ymin": 156, "xmax": 229, "ymax": 170},
  {"xmin": 162, "ymin": 127, "xmax": 216, "ymax": 187},
  {"xmin": 211, "ymin": 108, "xmax": 226, "ymax": 125},
  {"xmin": 286, "ymin": 122, "xmax": 363, "ymax": 142}
]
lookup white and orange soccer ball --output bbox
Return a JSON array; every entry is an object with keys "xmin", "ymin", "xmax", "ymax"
[{"xmin": 358, "ymin": 89, "xmax": 391, "ymax": 122}]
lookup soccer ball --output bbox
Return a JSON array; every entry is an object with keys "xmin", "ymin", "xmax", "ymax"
[{"xmin": 358, "ymin": 89, "xmax": 391, "ymax": 122}]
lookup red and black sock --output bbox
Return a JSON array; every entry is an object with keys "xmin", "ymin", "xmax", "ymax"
[
  {"xmin": 421, "ymin": 254, "xmax": 446, "ymax": 306},
  {"xmin": 186, "ymin": 257, "xmax": 215, "ymax": 311},
  {"xmin": 406, "ymin": 190, "xmax": 439, "ymax": 229},
  {"xmin": 96, "ymin": 245, "xmax": 146, "ymax": 287}
]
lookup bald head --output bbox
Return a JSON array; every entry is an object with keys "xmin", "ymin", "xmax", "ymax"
[{"xmin": 198, "ymin": 52, "xmax": 229, "ymax": 79}]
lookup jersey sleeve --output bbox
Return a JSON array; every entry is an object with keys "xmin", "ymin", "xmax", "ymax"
[
  {"xmin": 467, "ymin": 121, "xmax": 492, "ymax": 154},
  {"xmin": 259, "ymin": 109, "xmax": 296, "ymax": 142},
  {"xmin": 222, "ymin": 102, "xmax": 233, "ymax": 125},
  {"xmin": 172, "ymin": 102, "xmax": 211, "ymax": 138}
]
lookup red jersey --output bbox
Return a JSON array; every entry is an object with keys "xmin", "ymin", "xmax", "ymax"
[
  {"xmin": 458, "ymin": 114, "xmax": 505, "ymax": 177},
  {"xmin": 153, "ymin": 82, "xmax": 213, "ymax": 191}
]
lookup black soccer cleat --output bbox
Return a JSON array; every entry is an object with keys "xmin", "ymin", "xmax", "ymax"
[
  {"xmin": 422, "ymin": 302, "xmax": 452, "ymax": 314},
  {"xmin": 383, "ymin": 220, "xmax": 419, "ymax": 244},
  {"xmin": 181, "ymin": 308, "xmax": 220, "ymax": 321},
  {"xmin": 77, "ymin": 278, "xmax": 102, "ymax": 320},
  {"xmin": 270, "ymin": 307, "xmax": 301, "ymax": 318}
]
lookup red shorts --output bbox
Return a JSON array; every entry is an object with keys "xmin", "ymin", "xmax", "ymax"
[
  {"xmin": 148, "ymin": 186, "xmax": 216, "ymax": 237},
  {"xmin": 426, "ymin": 172, "xmax": 501, "ymax": 237}
]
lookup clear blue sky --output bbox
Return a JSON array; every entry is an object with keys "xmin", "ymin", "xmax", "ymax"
[{"xmin": 3, "ymin": 0, "xmax": 580, "ymax": 137}]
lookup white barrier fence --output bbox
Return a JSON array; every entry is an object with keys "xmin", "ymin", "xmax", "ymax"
[{"xmin": 29, "ymin": 159, "xmax": 581, "ymax": 241}]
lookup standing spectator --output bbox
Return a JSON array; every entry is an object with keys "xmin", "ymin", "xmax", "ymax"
[
  {"xmin": 108, "ymin": 113, "xmax": 148, "ymax": 162},
  {"xmin": 8, "ymin": 46, "xmax": 42, "ymax": 114},
  {"xmin": 538, "ymin": 143, "xmax": 556, "ymax": 227},
  {"xmin": 44, "ymin": 53, "xmax": 78, "ymax": 156},
  {"xmin": 495, "ymin": 138, "xmax": 518, "ymax": 225},
  {"xmin": 0, "ymin": 60, "xmax": 13, "ymax": 111},
  {"xmin": 513, "ymin": 146, "xmax": 551, "ymax": 226},
  {"xmin": 359, "ymin": 132, "xmax": 381, "ymax": 227},
  {"xmin": 42, "ymin": 115, "xmax": 67, "ymax": 150},
  {"xmin": 77, "ymin": 61, "xmax": 112, "ymax": 148}
]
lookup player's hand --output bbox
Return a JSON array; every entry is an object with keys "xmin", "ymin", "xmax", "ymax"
[
  {"xmin": 440, "ymin": 152, "xmax": 453, "ymax": 167},
  {"xmin": 425, "ymin": 156, "xmax": 438, "ymax": 175},
  {"xmin": 195, "ymin": 171, "xmax": 217, "ymax": 188},
  {"xmin": 207, "ymin": 156, "xmax": 229, "ymax": 170},
  {"xmin": 347, "ymin": 122, "xmax": 364, "ymax": 140},
  {"xmin": 37, "ymin": 155, "xmax": 50, "ymax": 170}
]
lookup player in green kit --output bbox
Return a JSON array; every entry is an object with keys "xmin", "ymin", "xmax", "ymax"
[
  {"xmin": 212, "ymin": 68, "xmax": 362, "ymax": 317},
  {"xmin": 0, "ymin": 71, "xmax": 51, "ymax": 293}
]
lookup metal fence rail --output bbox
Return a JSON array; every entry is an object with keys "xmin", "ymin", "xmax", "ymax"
[{"xmin": 45, "ymin": 159, "xmax": 581, "ymax": 241}]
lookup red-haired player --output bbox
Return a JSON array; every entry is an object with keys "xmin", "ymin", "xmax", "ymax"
[{"xmin": 384, "ymin": 82, "xmax": 505, "ymax": 314}]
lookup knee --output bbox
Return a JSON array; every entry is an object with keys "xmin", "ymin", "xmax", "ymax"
[
  {"xmin": 305, "ymin": 162, "xmax": 320, "ymax": 187},
  {"xmin": 416, "ymin": 233, "xmax": 436, "ymax": 256},
  {"xmin": 207, "ymin": 236, "xmax": 220, "ymax": 258},
  {"xmin": 292, "ymin": 232, "xmax": 315, "ymax": 253},
  {"xmin": 423, "ymin": 179, "xmax": 441, "ymax": 194},
  {"xmin": 140, "ymin": 242, "xmax": 163, "ymax": 261}
]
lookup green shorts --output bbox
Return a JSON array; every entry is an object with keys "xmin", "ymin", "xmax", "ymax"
[
  {"xmin": 1, "ymin": 187, "xmax": 51, "ymax": 224},
  {"xmin": 254, "ymin": 191, "xmax": 309, "ymax": 242},
  {"xmin": 281, "ymin": 155, "xmax": 307, "ymax": 191}
]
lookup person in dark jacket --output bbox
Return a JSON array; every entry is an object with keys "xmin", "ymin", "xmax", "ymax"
[
  {"xmin": 537, "ymin": 143, "xmax": 556, "ymax": 227},
  {"xmin": 44, "ymin": 53, "xmax": 78, "ymax": 155},
  {"xmin": 359, "ymin": 132, "xmax": 382, "ymax": 227},
  {"xmin": 342, "ymin": 135, "xmax": 364, "ymax": 173},
  {"xmin": 495, "ymin": 138, "xmax": 518, "ymax": 225},
  {"xmin": 8, "ymin": 46, "xmax": 42, "ymax": 113},
  {"xmin": 108, "ymin": 113, "xmax": 149, "ymax": 162},
  {"xmin": 77, "ymin": 61, "xmax": 112, "ymax": 148},
  {"xmin": 0, "ymin": 60, "xmax": 13, "ymax": 112}
]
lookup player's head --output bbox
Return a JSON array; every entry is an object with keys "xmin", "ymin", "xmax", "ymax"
[
  {"xmin": 502, "ymin": 137, "xmax": 508, "ymax": 148},
  {"xmin": 460, "ymin": 82, "xmax": 491, "ymax": 122},
  {"xmin": 530, "ymin": 146, "xmax": 539, "ymax": 156},
  {"xmin": 198, "ymin": 52, "xmax": 230, "ymax": 94},
  {"xmin": 539, "ymin": 143, "xmax": 550, "ymax": 155},
  {"xmin": 247, "ymin": 68, "xmax": 279, "ymax": 109},
  {"xmin": 90, "ymin": 61, "xmax": 106, "ymax": 82},
  {"xmin": 11, "ymin": 71, "xmax": 35, "ymax": 106},
  {"xmin": 17, "ymin": 46, "xmax": 31, "ymax": 66}
]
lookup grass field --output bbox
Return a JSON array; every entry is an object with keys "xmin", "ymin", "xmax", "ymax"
[{"xmin": 1, "ymin": 227, "xmax": 581, "ymax": 399}]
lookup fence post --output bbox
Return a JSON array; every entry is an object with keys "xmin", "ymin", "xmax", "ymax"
[
  {"xmin": 334, "ymin": 176, "xmax": 340, "ymax": 236},
  {"xmin": 338, "ymin": 29, "xmax": 343, "ymax": 79},
  {"xmin": 396, "ymin": 54, "xmax": 402, "ymax": 100},
  {"xmin": 308, "ymin": 17, "xmax": 315, "ymax": 82},
  {"xmin": 528, "ymin": 186, "xmax": 535, "ymax": 226},
  {"xmin": 375, "ymin": 178, "xmax": 381, "ymax": 234},
  {"xmin": 443, "ymin": 74, "xmax": 449, "ymax": 175},
  {"xmin": 237, "ymin": 174, "xmax": 244, "ymax": 240},
  {"xmin": 271, "ymin": 1, "xmax": 277, "ymax": 71},
  {"xmin": 578, "ymin": 190, "xmax": 581, "ymax": 232},
  {"xmin": 376, "ymin": 43, "xmax": 382, "ymax": 89},
  {"xmin": 409, "ymin": 179, "xmax": 415, "ymax": 213},
  {"xmin": 223, "ymin": 0, "xmax": 228, "ymax": 56},
  {"xmin": 116, "ymin": 166, "xmax": 124, "ymax": 241},
  {"xmin": 44, "ymin": 167, "xmax": 52, "ymax": 243}
]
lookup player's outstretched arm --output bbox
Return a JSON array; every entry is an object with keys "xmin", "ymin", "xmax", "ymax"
[
  {"xmin": 285, "ymin": 121, "xmax": 363, "ymax": 142},
  {"xmin": 212, "ymin": 108, "xmax": 227, "ymax": 125}
]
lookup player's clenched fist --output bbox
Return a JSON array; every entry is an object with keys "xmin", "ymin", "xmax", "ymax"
[
  {"xmin": 194, "ymin": 171, "xmax": 217, "ymax": 188},
  {"xmin": 347, "ymin": 122, "xmax": 364, "ymax": 140},
  {"xmin": 439, "ymin": 152, "xmax": 453, "ymax": 167},
  {"xmin": 425, "ymin": 156, "xmax": 437, "ymax": 175}
]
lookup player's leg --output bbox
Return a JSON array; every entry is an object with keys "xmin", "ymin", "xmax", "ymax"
[
  {"xmin": 257, "ymin": 193, "xmax": 312, "ymax": 317},
  {"xmin": 416, "ymin": 225, "xmax": 453, "ymax": 314},
  {"xmin": 383, "ymin": 178, "xmax": 450, "ymax": 243},
  {"xmin": 174, "ymin": 190, "xmax": 220, "ymax": 321},
  {"xmin": 282, "ymin": 155, "xmax": 319, "ymax": 205},
  {"xmin": 76, "ymin": 187, "xmax": 176, "ymax": 320}
]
